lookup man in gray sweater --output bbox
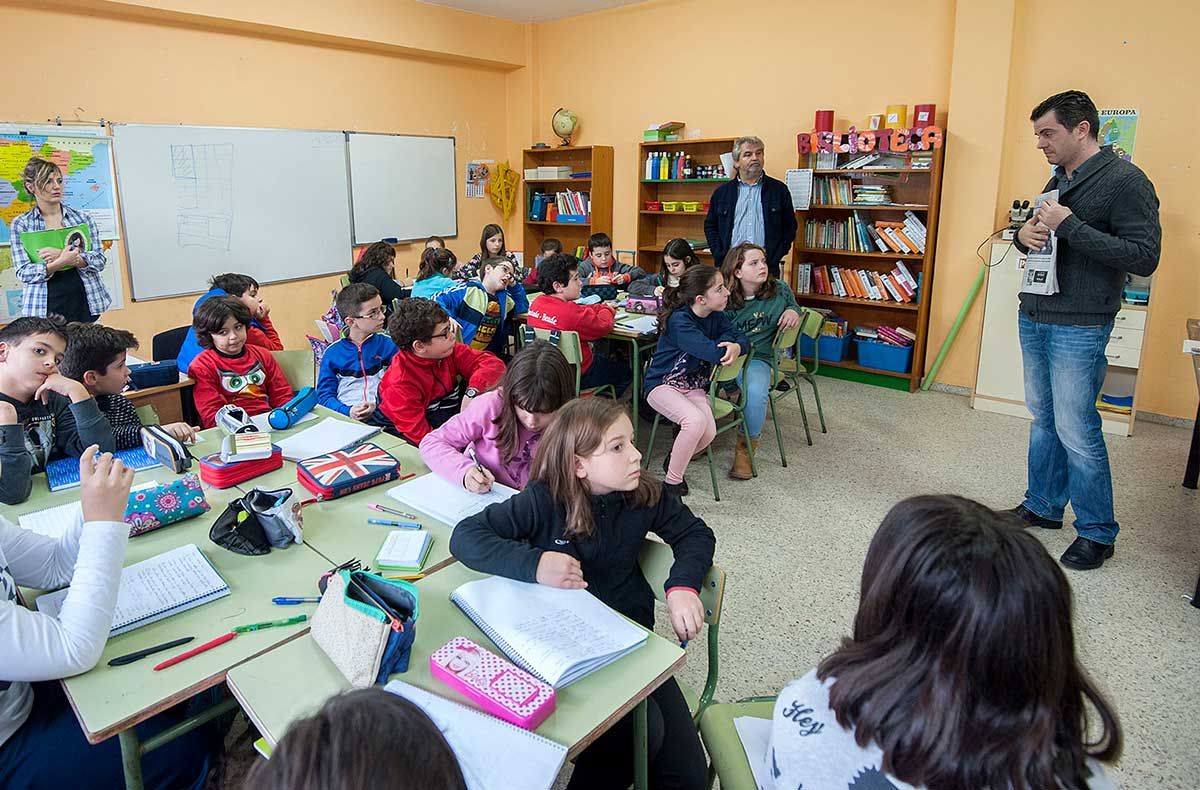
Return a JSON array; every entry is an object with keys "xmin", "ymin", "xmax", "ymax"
[{"xmin": 1009, "ymin": 90, "xmax": 1161, "ymax": 571}]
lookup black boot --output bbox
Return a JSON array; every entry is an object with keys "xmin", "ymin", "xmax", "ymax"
[
  {"xmin": 662, "ymin": 479, "xmax": 689, "ymax": 498},
  {"xmin": 1006, "ymin": 504, "xmax": 1063, "ymax": 530},
  {"xmin": 1060, "ymin": 537, "xmax": 1114, "ymax": 570}
]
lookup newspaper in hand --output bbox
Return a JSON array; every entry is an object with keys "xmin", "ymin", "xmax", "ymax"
[{"xmin": 1019, "ymin": 189, "xmax": 1060, "ymax": 296}]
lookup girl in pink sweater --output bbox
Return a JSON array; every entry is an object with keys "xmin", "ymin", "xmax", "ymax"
[{"xmin": 419, "ymin": 341, "xmax": 575, "ymax": 491}]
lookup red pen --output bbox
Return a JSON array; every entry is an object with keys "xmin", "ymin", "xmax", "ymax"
[
  {"xmin": 153, "ymin": 632, "xmax": 235, "ymax": 671},
  {"xmin": 399, "ymin": 472, "xmax": 416, "ymax": 481}
]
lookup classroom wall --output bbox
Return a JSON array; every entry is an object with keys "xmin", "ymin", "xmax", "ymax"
[{"xmin": 2, "ymin": 0, "xmax": 524, "ymax": 352}]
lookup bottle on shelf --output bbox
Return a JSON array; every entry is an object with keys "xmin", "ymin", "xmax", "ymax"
[
  {"xmin": 683, "ymin": 155, "xmax": 694, "ymax": 179},
  {"xmin": 659, "ymin": 151, "xmax": 669, "ymax": 181},
  {"xmin": 645, "ymin": 151, "xmax": 655, "ymax": 180}
]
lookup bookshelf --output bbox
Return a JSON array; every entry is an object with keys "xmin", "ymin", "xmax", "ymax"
[
  {"xmin": 635, "ymin": 137, "xmax": 736, "ymax": 271},
  {"xmin": 522, "ymin": 145, "xmax": 613, "ymax": 259},
  {"xmin": 790, "ymin": 145, "xmax": 946, "ymax": 392}
]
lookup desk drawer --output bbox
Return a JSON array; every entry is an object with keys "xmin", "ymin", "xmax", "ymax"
[
  {"xmin": 1107, "ymin": 327, "xmax": 1144, "ymax": 350},
  {"xmin": 1104, "ymin": 345, "xmax": 1141, "ymax": 369},
  {"xmin": 1113, "ymin": 309, "xmax": 1147, "ymax": 330}
]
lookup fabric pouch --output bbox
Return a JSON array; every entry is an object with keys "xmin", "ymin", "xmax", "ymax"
[
  {"xmin": 311, "ymin": 570, "xmax": 419, "ymax": 688},
  {"xmin": 140, "ymin": 425, "xmax": 192, "ymax": 473},
  {"xmin": 125, "ymin": 473, "xmax": 210, "ymax": 537},
  {"xmin": 209, "ymin": 486, "xmax": 303, "ymax": 555}
]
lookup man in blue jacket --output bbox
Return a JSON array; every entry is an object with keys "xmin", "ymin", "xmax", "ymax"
[{"xmin": 704, "ymin": 136, "xmax": 798, "ymax": 277}]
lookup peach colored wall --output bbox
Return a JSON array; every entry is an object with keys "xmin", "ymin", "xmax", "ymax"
[{"xmin": 3, "ymin": 2, "xmax": 522, "ymax": 353}]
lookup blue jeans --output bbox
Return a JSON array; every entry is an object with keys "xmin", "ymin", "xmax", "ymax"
[
  {"xmin": 1018, "ymin": 312, "xmax": 1118, "ymax": 544},
  {"xmin": 580, "ymin": 351, "xmax": 632, "ymax": 398},
  {"xmin": 741, "ymin": 358, "xmax": 772, "ymax": 439}
]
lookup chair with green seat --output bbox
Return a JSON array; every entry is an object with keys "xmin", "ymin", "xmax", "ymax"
[
  {"xmin": 642, "ymin": 354, "xmax": 755, "ymax": 502},
  {"xmin": 772, "ymin": 307, "xmax": 828, "ymax": 447},
  {"xmin": 698, "ymin": 695, "xmax": 778, "ymax": 789},
  {"xmin": 518, "ymin": 325, "xmax": 617, "ymax": 399},
  {"xmin": 339, "ymin": 274, "xmax": 351, "ymax": 289},
  {"xmin": 135, "ymin": 404, "xmax": 160, "ymax": 427},
  {"xmin": 762, "ymin": 321, "xmax": 802, "ymax": 466},
  {"xmin": 271, "ymin": 349, "xmax": 316, "ymax": 391},
  {"xmin": 636, "ymin": 538, "xmax": 726, "ymax": 725}
]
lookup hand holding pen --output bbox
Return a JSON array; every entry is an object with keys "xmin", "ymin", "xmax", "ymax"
[{"xmin": 463, "ymin": 446, "xmax": 495, "ymax": 493}]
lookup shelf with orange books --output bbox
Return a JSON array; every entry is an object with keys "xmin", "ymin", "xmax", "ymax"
[
  {"xmin": 797, "ymin": 293, "xmax": 919, "ymax": 312},
  {"xmin": 797, "ymin": 247, "xmax": 924, "ymax": 261}
]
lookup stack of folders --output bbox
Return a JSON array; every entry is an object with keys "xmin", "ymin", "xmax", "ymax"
[{"xmin": 450, "ymin": 575, "xmax": 648, "ymax": 688}]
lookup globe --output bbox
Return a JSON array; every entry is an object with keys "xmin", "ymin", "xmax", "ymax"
[{"xmin": 552, "ymin": 108, "xmax": 579, "ymax": 146}]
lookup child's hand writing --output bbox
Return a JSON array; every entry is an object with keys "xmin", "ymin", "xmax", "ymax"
[
  {"xmin": 717, "ymin": 341, "xmax": 741, "ymax": 366},
  {"xmin": 536, "ymin": 551, "xmax": 587, "ymax": 589},
  {"xmin": 80, "ymin": 445, "xmax": 134, "ymax": 524},
  {"xmin": 666, "ymin": 588, "xmax": 704, "ymax": 642},
  {"xmin": 349, "ymin": 402, "xmax": 376, "ymax": 421},
  {"xmin": 463, "ymin": 465, "xmax": 495, "ymax": 493},
  {"xmin": 35, "ymin": 373, "xmax": 90, "ymax": 404},
  {"xmin": 162, "ymin": 422, "xmax": 199, "ymax": 444},
  {"xmin": 594, "ymin": 275, "xmax": 612, "ymax": 285}
]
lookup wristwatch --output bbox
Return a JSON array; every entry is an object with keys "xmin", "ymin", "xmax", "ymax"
[{"xmin": 464, "ymin": 387, "xmax": 480, "ymax": 399}]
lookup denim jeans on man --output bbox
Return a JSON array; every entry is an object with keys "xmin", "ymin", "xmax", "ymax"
[{"xmin": 1018, "ymin": 312, "xmax": 1117, "ymax": 544}]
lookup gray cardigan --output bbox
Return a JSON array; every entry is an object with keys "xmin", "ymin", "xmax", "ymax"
[{"xmin": 1014, "ymin": 146, "xmax": 1160, "ymax": 325}]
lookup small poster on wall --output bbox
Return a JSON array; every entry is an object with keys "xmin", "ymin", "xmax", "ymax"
[
  {"xmin": 466, "ymin": 160, "xmax": 493, "ymax": 199},
  {"xmin": 1097, "ymin": 108, "xmax": 1138, "ymax": 161}
]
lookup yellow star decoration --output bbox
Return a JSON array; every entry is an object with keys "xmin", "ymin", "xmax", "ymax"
[{"xmin": 489, "ymin": 161, "xmax": 520, "ymax": 220}]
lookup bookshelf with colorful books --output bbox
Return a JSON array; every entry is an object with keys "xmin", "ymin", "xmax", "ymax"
[
  {"xmin": 635, "ymin": 137, "xmax": 736, "ymax": 271},
  {"xmin": 791, "ymin": 143, "xmax": 945, "ymax": 392},
  {"xmin": 522, "ymin": 145, "xmax": 613, "ymax": 261}
]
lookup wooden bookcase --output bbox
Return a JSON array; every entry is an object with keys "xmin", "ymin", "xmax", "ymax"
[
  {"xmin": 635, "ymin": 137, "xmax": 735, "ymax": 271},
  {"xmin": 522, "ymin": 145, "xmax": 613, "ymax": 259},
  {"xmin": 789, "ymin": 145, "xmax": 946, "ymax": 392}
]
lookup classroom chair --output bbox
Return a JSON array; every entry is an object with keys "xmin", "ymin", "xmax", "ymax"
[
  {"xmin": 771, "ymin": 307, "xmax": 829, "ymax": 446},
  {"xmin": 271, "ymin": 349, "xmax": 316, "ymax": 391},
  {"xmin": 339, "ymin": 274, "xmax": 352, "ymax": 289},
  {"xmin": 697, "ymin": 695, "xmax": 777, "ymax": 790},
  {"xmin": 763, "ymin": 322, "xmax": 802, "ymax": 466},
  {"xmin": 135, "ymin": 404, "xmax": 160, "ymax": 426},
  {"xmin": 518, "ymin": 325, "xmax": 617, "ymax": 399},
  {"xmin": 637, "ymin": 537, "xmax": 726, "ymax": 725},
  {"xmin": 151, "ymin": 325, "xmax": 190, "ymax": 363},
  {"xmin": 642, "ymin": 355, "xmax": 756, "ymax": 502}
]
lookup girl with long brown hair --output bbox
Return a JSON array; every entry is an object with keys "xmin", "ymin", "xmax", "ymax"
[{"xmin": 450, "ymin": 397, "xmax": 715, "ymax": 789}]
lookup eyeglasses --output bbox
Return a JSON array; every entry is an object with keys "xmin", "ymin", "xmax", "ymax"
[
  {"xmin": 354, "ymin": 307, "xmax": 386, "ymax": 320},
  {"xmin": 426, "ymin": 327, "xmax": 456, "ymax": 341}
]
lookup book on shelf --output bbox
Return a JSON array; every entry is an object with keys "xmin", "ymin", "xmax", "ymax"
[
  {"xmin": 796, "ymin": 263, "xmax": 813, "ymax": 294},
  {"xmin": 854, "ymin": 324, "xmax": 914, "ymax": 347},
  {"xmin": 528, "ymin": 189, "xmax": 590, "ymax": 222},
  {"xmin": 806, "ymin": 265, "xmax": 918, "ymax": 305}
]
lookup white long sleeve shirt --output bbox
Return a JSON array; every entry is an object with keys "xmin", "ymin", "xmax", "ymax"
[{"xmin": 0, "ymin": 513, "xmax": 127, "ymax": 747}]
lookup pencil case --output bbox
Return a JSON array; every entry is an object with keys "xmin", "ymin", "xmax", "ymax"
[
  {"xmin": 431, "ymin": 636, "xmax": 556, "ymax": 730},
  {"xmin": 125, "ymin": 474, "xmax": 210, "ymax": 537},
  {"xmin": 141, "ymin": 424, "xmax": 192, "ymax": 473},
  {"xmin": 311, "ymin": 570, "xmax": 419, "ymax": 688},
  {"xmin": 128, "ymin": 360, "xmax": 178, "ymax": 389},
  {"xmin": 625, "ymin": 296, "xmax": 660, "ymax": 314},
  {"xmin": 296, "ymin": 442, "xmax": 400, "ymax": 501},
  {"xmin": 208, "ymin": 486, "xmax": 303, "ymax": 555},
  {"xmin": 197, "ymin": 445, "xmax": 283, "ymax": 489}
]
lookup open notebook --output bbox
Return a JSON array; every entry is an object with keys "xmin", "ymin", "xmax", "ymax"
[
  {"xmin": 36, "ymin": 543, "xmax": 229, "ymax": 636},
  {"xmin": 387, "ymin": 473, "xmax": 517, "ymax": 527},
  {"xmin": 450, "ymin": 576, "xmax": 647, "ymax": 688},
  {"xmin": 44, "ymin": 447, "xmax": 159, "ymax": 491},
  {"xmin": 384, "ymin": 679, "xmax": 566, "ymax": 790},
  {"xmin": 275, "ymin": 418, "xmax": 379, "ymax": 462}
]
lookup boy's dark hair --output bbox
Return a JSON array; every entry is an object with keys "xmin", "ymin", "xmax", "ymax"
[
  {"xmin": 417, "ymin": 247, "xmax": 458, "ymax": 281},
  {"xmin": 208, "ymin": 273, "xmax": 259, "ymax": 297},
  {"xmin": 60, "ymin": 324, "xmax": 138, "ymax": 380},
  {"xmin": 336, "ymin": 283, "xmax": 381, "ymax": 321},
  {"xmin": 193, "ymin": 296, "xmax": 252, "ymax": 350},
  {"xmin": 586, "ymin": 232, "xmax": 612, "ymax": 252},
  {"xmin": 425, "ymin": 235, "xmax": 446, "ymax": 248},
  {"xmin": 0, "ymin": 315, "xmax": 70, "ymax": 348},
  {"xmin": 388, "ymin": 298, "xmax": 450, "ymax": 352},
  {"xmin": 247, "ymin": 687, "xmax": 466, "ymax": 790},
  {"xmin": 537, "ymin": 252, "xmax": 578, "ymax": 293},
  {"xmin": 1031, "ymin": 90, "xmax": 1100, "ymax": 140},
  {"xmin": 350, "ymin": 241, "xmax": 397, "ymax": 279},
  {"xmin": 819, "ymin": 495, "xmax": 1121, "ymax": 789},
  {"xmin": 540, "ymin": 237, "xmax": 563, "ymax": 254}
]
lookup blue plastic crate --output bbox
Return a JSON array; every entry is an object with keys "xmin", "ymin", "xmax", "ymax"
[
  {"xmin": 855, "ymin": 339, "xmax": 913, "ymax": 373},
  {"xmin": 799, "ymin": 333, "xmax": 851, "ymax": 362}
]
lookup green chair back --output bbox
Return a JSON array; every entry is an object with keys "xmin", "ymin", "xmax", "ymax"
[
  {"xmin": 709, "ymin": 353, "xmax": 748, "ymax": 388},
  {"xmin": 518, "ymin": 324, "xmax": 615, "ymax": 399},
  {"xmin": 339, "ymin": 274, "xmax": 352, "ymax": 289},
  {"xmin": 135, "ymin": 404, "xmax": 160, "ymax": 426},
  {"xmin": 271, "ymin": 349, "xmax": 316, "ymax": 391}
]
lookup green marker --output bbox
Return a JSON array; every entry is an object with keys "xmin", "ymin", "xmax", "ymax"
[{"xmin": 233, "ymin": 614, "xmax": 307, "ymax": 633}]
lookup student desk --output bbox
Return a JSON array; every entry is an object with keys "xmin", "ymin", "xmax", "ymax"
[
  {"xmin": 125, "ymin": 378, "xmax": 194, "ymax": 425},
  {"xmin": 607, "ymin": 311, "xmax": 659, "ymax": 445},
  {"xmin": 226, "ymin": 561, "xmax": 685, "ymax": 790},
  {"xmin": 6, "ymin": 465, "xmax": 332, "ymax": 790}
]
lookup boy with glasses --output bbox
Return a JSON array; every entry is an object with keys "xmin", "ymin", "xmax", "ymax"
[{"xmin": 315, "ymin": 283, "xmax": 399, "ymax": 429}]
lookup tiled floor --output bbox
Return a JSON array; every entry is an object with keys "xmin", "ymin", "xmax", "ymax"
[{"xmin": 220, "ymin": 379, "xmax": 1200, "ymax": 788}]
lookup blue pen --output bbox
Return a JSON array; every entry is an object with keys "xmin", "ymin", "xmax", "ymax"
[
  {"xmin": 367, "ymin": 518, "xmax": 422, "ymax": 530},
  {"xmin": 680, "ymin": 640, "xmax": 689, "ymax": 649},
  {"xmin": 272, "ymin": 597, "xmax": 321, "ymax": 605}
]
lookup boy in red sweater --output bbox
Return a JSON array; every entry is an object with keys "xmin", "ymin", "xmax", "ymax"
[
  {"xmin": 527, "ymin": 253, "xmax": 631, "ymax": 396},
  {"xmin": 190, "ymin": 296, "xmax": 293, "ymax": 428},
  {"xmin": 378, "ymin": 299, "xmax": 505, "ymax": 445}
]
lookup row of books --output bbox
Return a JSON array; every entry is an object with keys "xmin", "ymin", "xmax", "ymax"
[
  {"xmin": 797, "ymin": 261, "xmax": 920, "ymax": 303},
  {"xmin": 854, "ymin": 324, "xmax": 915, "ymax": 346},
  {"xmin": 528, "ymin": 189, "xmax": 591, "ymax": 222},
  {"xmin": 872, "ymin": 216, "xmax": 926, "ymax": 254},
  {"xmin": 838, "ymin": 152, "xmax": 909, "ymax": 170},
  {"xmin": 805, "ymin": 211, "xmax": 924, "ymax": 255},
  {"xmin": 814, "ymin": 177, "xmax": 895, "ymax": 205}
]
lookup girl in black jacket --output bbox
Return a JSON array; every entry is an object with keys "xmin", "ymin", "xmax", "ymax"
[
  {"xmin": 450, "ymin": 397, "xmax": 713, "ymax": 790},
  {"xmin": 348, "ymin": 241, "xmax": 410, "ymax": 309}
]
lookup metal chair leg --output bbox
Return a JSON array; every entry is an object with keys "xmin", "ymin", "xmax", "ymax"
[
  {"xmin": 768, "ymin": 395, "xmax": 787, "ymax": 467},
  {"xmin": 643, "ymin": 414, "xmax": 661, "ymax": 470},
  {"xmin": 795, "ymin": 385, "xmax": 813, "ymax": 447},
  {"xmin": 706, "ymin": 445, "xmax": 720, "ymax": 502},
  {"xmin": 806, "ymin": 374, "xmax": 827, "ymax": 433},
  {"xmin": 743, "ymin": 418, "xmax": 758, "ymax": 478}
]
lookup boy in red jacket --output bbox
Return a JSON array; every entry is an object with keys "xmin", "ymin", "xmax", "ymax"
[
  {"xmin": 379, "ymin": 299, "xmax": 505, "ymax": 444},
  {"xmin": 527, "ymin": 253, "xmax": 631, "ymax": 396}
]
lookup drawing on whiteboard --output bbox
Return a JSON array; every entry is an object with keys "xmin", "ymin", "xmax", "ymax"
[{"xmin": 172, "ymin": 144, "xmax": 233, "ymax": 250}]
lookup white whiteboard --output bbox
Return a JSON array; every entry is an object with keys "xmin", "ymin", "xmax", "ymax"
[
  {"xmin": 348, "ymin": 133, "xmax": 457, "ymax": 244},
  {"xmin": 113, "ymin": 124, "xmax": 353, "ymax": 299}
]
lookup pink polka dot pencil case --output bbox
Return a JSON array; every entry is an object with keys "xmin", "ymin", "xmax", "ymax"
[{"xmin": 430, "ymin": 636, "xmax": 556, "ymax": 730}]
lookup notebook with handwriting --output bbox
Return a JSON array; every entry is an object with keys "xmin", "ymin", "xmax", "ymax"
[
  {"xmin": 384, "ymin": 679, "xmax": 566, "ymax": 790},
  {"xmin": 450, "ymin": 576, "xmax": 647, "ymax": 688},
  {"xmin": 35, "ymin": 543, "xmax": 229, "ymax": 636},
  {"xmin": 387, "ymin": 472, "xmax": 517, "ymax": 527}
]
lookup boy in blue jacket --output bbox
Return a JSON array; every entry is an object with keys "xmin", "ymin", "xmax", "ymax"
[
  {"xmin": 315, "ymin": 283, "xmax": 398, "ymax": 429},
  {"xmin": 435, "ymin": 256, "xmax": 528, "ymax": 357}
]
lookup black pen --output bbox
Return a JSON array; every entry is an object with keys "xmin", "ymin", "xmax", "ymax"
[{"xmin": 108, "ymin": 636, "xmax": 195, "ymax": 667}]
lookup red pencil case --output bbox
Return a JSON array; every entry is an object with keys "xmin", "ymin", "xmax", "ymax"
[
  {"xmin": 295, "ymin": 442, "xmax": 400, "ymax": 501},
  {"xmin": 198, "ymin": 445, "xmax": 283, "ymax": 489}
]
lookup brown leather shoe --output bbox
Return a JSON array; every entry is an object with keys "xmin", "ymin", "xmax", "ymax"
[{"xmin": 728, "ymin": 435, "xmax": 753, "ymax": 480}]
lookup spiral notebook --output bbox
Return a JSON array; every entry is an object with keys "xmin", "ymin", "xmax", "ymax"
[
  {"xmin": 387, "ymin": 473, "xmax": 517, "ymax": 527},
  {"xmin": 35, "ymin": 543, "xmax": 229, "ymax": 636},
  {"xmin": 450, "ymin": 576, "xmax": 647, "ymax": 688},
  {"xmin": 384, "ymin": 679, "xmax": 567, "ymax": 790},
  {"xmin": 45, "ymin": 447, "xmax": 159, "ymax": 491}
]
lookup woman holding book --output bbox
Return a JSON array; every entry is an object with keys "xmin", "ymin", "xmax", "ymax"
[{"xmin": 0, "ymin": 447, "xmax": 214, "ymax": 789}]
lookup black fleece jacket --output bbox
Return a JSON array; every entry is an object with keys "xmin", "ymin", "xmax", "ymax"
[{"xmin": 449, "ymin": 480, "xmax": 716, "ymax": 630}]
